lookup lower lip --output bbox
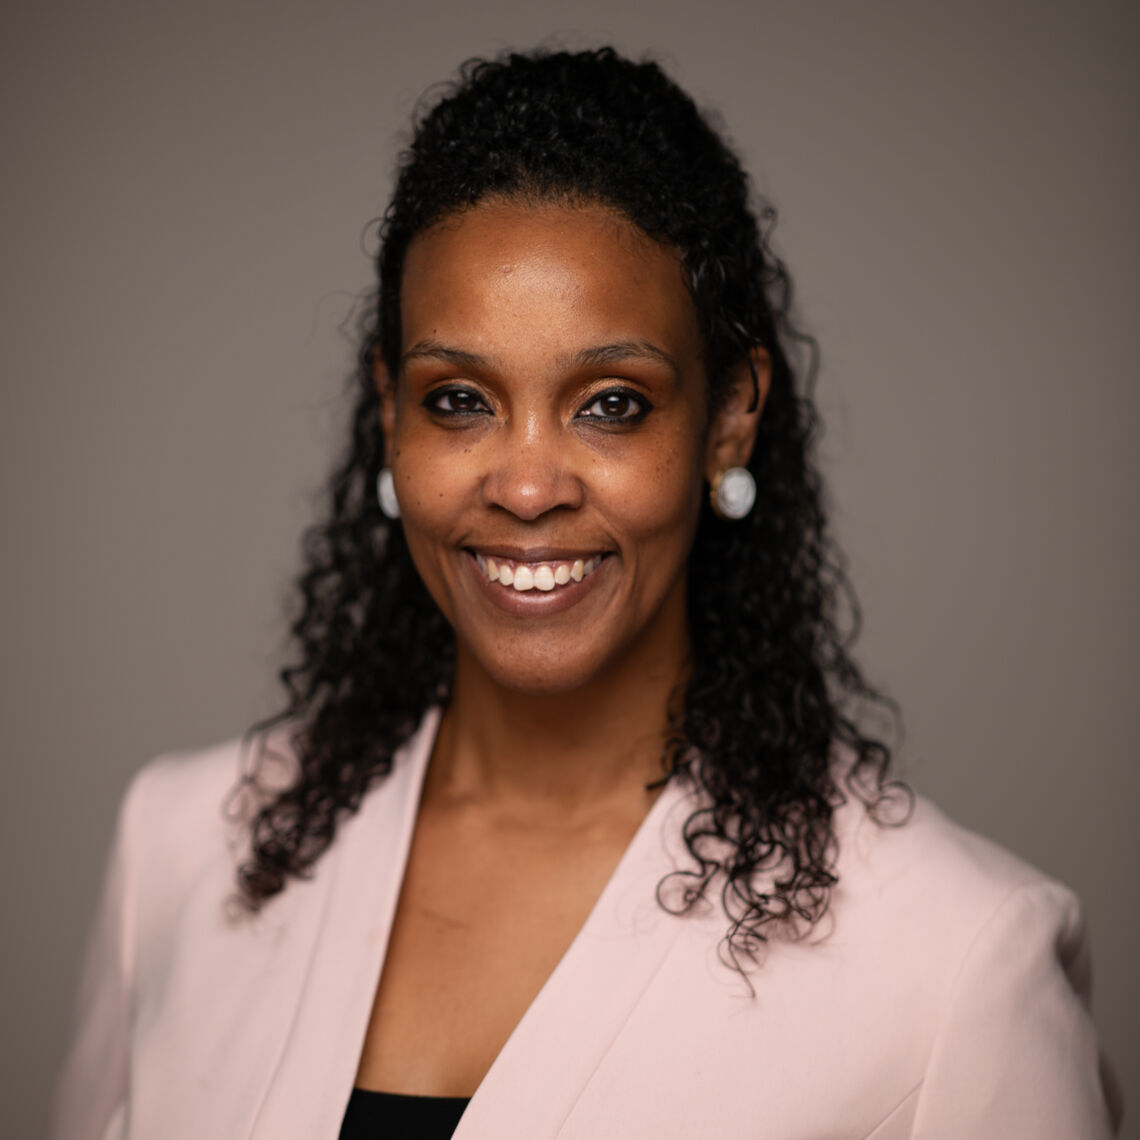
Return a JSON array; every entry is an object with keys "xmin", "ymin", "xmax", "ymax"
[{"xmin": 464, "ymin": 551, "xmax": 612, "ymax": 618}]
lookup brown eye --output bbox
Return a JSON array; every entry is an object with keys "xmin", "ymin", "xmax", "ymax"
[
  {"xmin": 423, "ymin": 387, "xmax": 489, "ymax": 416},
  {"xmin": 579, "ymin": 388, "xmax": 651, "ymax": 424}
]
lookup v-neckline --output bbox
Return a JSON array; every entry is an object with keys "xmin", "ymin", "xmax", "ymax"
[
  {"xmin": 401, "ymin": 713, "xmax": 698, "ymax": 1136},
  {"xmin": 248, "ymin": 707, "xmax": 697, "ymax": 1139},
  {"xmin": 450, "ymin": 761, "xmax": 693, "ymax": 1137}
]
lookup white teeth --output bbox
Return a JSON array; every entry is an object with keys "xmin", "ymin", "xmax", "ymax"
[{"xmin": 476, "ymin": 552, "xmax": 605, "ymax": 592}]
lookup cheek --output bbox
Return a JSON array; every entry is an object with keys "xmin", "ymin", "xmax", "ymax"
[
  {"xmin": 389, "ymin": 444, "xmax": 465, "ymax": 594},
  {"xmin": 391, "ymin": 430, "xmax": 468, "ymax": 524},
  {"xmin": 604, "ymin": 437, "xmax": 705, "ymax": 549}
]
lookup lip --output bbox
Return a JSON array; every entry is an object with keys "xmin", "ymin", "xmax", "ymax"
[
  {"xmin": 463, "ymin": 548, "xmax": 612, "ymax": 618},
  {"xmin": 465, "ymin": 544, "xmax": 609, "ymax": 563}
]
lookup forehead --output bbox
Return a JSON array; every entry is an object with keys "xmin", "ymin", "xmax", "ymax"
[{"xmin": 399, "ymin": 201, "xmax": 702, "ymax": 369}]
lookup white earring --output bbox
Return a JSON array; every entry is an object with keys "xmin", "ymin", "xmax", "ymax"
[
  {"xmin": 710, "ymin": 466, "xmax": 756, "ymax": 520},
  {"xmin": 376, "ymin": 467, "xmax": 400, "ymax": 519}
]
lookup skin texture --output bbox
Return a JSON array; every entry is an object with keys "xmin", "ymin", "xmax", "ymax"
[
  {"xmin": 238, "ymin": 54, "xmax": 901, "ymax": 997},
  {"xmin": 356, "ymin": 200, "xmax": 768, "ymax": 1096},
  {"xmin": 385, "ymin": 200, "xmax": 743, "ymax": 696}
]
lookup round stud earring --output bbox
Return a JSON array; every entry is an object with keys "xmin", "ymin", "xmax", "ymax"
[
  {"xmin": 710, "ymin": 466, "xmax": 756, "ymax": 520},
  {"xmin": 376, "ymin": 467, "xmax": 400, "ymax": 519}
]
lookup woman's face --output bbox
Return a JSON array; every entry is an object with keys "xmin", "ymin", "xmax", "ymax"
[{"xmin": 382, "ymin": 200, "xmax": 758, "ymax": 695}]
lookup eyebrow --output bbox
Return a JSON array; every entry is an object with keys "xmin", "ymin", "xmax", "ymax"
[
  {"xmin": 400, "ymin": 340, "xmax": 487, "ymax": 371},
  {"xmin": 569, "ymin": 340, "xmax": 679, "ymax": 379},
  {"xmin": 400, "ymin": 338, "xmax": 679, "ymax": 380}
]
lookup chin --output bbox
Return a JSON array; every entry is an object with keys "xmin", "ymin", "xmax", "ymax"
[
  {"xmin": 484, "ymin": 660, "xmax": 603, "ymax": 697},
  {"xmin": 465, "ymin": 642, "xmax": 616, "ymax": 697}
]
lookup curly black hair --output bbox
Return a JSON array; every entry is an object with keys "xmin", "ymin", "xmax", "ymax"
[{"xmin": 234, "ymin": 47, "xmax": 907, "ymax": 969}]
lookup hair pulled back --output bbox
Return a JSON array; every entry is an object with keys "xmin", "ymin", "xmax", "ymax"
[{"xmin": 236, "ymin": 47, "xmax": 905, "ymax": 968}]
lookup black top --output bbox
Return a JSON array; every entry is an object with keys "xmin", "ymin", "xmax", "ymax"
[{"xmin": 338, "ymin": 1087, "xmax": 471, "ymax": 1139}]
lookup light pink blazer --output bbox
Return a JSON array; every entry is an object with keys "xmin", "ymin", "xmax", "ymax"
[{"xmin": 51, "ymin": 709, "xmax": 1121, "ymax": 1139}]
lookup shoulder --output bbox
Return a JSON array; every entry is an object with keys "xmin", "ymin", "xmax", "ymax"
[
  {"xmin": 578, "ymin": 776, "xmax": 1120, "ymax": 1136},
  {"xmin": 825, "ymin": 779, "xmax": 1088, "ymax": 996},
  {"xmin": 120, "ymin": 725, "xmax": 303, "ymax": 845},
  {"xmin": 109, "ymin": 733, "xmax": 292, "ymax": 944},
  {"xmin": 124, "ymin": 735, "xmax": 249, "ymax": 821},
  {"xmin": 821, "ymin": 786, "xmax": 1121, "ymax": 1134},
  {"xmin": 118, "ymin": 736, "xmax": 253, "ymax": 869},
  {"xmin": 833, "ymin": 781, "xmax": 1072, "ymax": 922}
]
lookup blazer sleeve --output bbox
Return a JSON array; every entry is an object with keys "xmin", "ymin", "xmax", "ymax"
[
  {"xmin": 909, "ymin": 879, "xmax": 1123, "ymax": 1139},
  {"xmin": 48, "ymin": 769, "xmax": 144, "ymax": 1140}
]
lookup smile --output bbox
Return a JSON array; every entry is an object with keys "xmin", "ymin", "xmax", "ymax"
[{"xmin": 473, "ymin": 552, "xmax": 606, "ymax": 593}]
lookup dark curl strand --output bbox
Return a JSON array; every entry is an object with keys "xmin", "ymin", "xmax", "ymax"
[{"xmin": 234, "ymin": 47, "xmax": 910, "ymax": 970}]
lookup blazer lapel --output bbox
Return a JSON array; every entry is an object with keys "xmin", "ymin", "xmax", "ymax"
[
  {"xmin": 453, "ymin": 774, "xmax": 696, "ymax": 1140},
  {"xmin": 247, "ymin": 707, "xmax": 440, "ymax": 1140},
  {"xmin": 238, "ymin": 708, "xmax": 692, "ymax": 1140}
]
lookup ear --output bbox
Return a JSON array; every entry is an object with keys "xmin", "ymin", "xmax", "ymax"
[
  {"xmin": 375, "ymin": 351, "xmax": 397, "ymax": 465},
  {"xmin": 704, "ymin": 347, "xmax": 771, "ymax": 482}
]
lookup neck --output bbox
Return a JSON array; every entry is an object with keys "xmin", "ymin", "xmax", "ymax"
[{"xmin": 426, "ymin": 632, "xmax": 688, "ymax": 819}]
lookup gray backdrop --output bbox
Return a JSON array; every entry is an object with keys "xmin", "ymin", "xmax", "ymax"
[{"xmin": 3, "ymin": 0, "xmax": 1136, "ymax": 1134}]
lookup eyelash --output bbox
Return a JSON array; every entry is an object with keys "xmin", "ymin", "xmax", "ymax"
[
  {"xmin": 422, "ymin": 385, "xmax": 653, "ymax": 425},
  {"xmin": 577, "ymin": 388, "xmax": 651, "ymax": 424},
  {"xmin": 423, "ymin": 387, "xmax": 489, "ymax": 417}
]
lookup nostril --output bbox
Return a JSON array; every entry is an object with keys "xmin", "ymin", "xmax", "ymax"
[{"xmin": 482, "ymin": 467, "xmax": 584, "ymax": 520}]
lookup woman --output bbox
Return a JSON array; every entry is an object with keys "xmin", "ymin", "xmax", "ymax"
[{"xmin": 51, "ymin": 48, "xmax": 1120, "ymax": 1139}]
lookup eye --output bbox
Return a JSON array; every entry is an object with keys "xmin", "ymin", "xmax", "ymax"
[
  {"xmin": 423, "ymin": 386, "xmax": 490, "ymax": 417},
  {"xmin": 577, "ymin": 387, "xmax": 652, "ymax": 424}
]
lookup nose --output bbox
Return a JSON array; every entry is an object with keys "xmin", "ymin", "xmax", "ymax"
[{"xmin": 481, "ymin": 410, "xmax": 584, "ymax": 521}]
